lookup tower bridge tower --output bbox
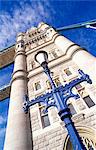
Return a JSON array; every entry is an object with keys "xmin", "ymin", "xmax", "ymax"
[{"xmin": 1, "ymin": 22, "xmax": 96, "ymax": 150}]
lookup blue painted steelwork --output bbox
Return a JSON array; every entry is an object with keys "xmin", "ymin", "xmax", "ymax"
[
  {"xmin": 0, "ymin": 83, "xmax": 10, "ymax": 92},
  {"xmin": 23, "ymin": 62, "xmax": 92, "ymax": 150},
  {"xmin": 56, "ymin": 19, "xmax": 96, "ymax": 31}
]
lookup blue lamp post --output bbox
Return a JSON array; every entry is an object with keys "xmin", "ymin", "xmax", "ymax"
[{"xmin": 23, "ymin": 50, "xmax": 92, "ymax": 150}]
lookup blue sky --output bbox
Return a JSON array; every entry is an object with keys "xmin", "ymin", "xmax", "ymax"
[
  {"xmin": 0, "ymin": 0, "xmax": 96, "ymax": 56},
  {"xmin": 0, "ymin": 0, "xmax": 96, "ymax": 149},
  {"xmin": 0, "ymin": 98, "xmax": 9, "ymax": 150},
  {"xmin": 0, "ymin": 63, "xmax": 13, "ymax": 150}
]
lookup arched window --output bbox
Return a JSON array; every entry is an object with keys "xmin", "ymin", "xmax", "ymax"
[
  {"xmin": 63, "ymin": 127, "xmax": 96, "ymax": 150},
  {"xmin": 64, "ymin": 137, "xmax": 96, "ymax": 150}
]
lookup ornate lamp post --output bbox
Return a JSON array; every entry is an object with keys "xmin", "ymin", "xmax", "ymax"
[{"xmin": 23, "ymin": 50, "xmax": 92, "ymax": 150}]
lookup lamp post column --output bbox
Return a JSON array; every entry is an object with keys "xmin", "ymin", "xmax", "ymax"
[
  {"xmin": 42, "ymin": 63, "xmax": 86, "ymax": 150},
  {"xmin": 4, "ymin": 33, "xmax": 32, "ymax": 150}
]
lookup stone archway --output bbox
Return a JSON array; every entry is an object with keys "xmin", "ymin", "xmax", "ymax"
[{"xmin": 63, "ymin": 126, "xmax": 96, "ymax": 150}]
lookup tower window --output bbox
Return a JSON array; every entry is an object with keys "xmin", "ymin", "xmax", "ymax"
[
  {"xmin": 31, "ymin": 61, "xmax": 35, "ymax": 69},
  {"xmin": 54, "ymin": 77, "xmax": 61, "ymax": 87},
  {"xmin": 39, "ymin": 103, "xmax": 50, "ymax": 128},
  {"xmin": 75, "ymin": 84, "xmax": 82, "ymax": 91},
  {"xmin": 35, "ymin": 81, "xmax": 41, "ymax": 91},
  {"xmin": 29, "ymin": 61, "xmax": 35, "ymax": 70},
  {"xmin": 64, "ymin": 68, "xmax": 72, "ymax": 76},
  {"xmin": 46, "ymin": 77, "xmax": 61, "ymax": 89},
  {"xmin": 83, "ymin": 96, "xmax": 95, "ymax": 108},
  {"xmin": 41, "ymin": 114, "xmax": 50, "ymax": 128},
  {"xmin": 51, "ymin": 50, "xmax": 58, "ymax": 58},
  {"xmin": 68, "ymin": 103, "xmax": 76, "ymax": 115},
  {"xmin": 46, "ymin": 80, "xmax": 51, "ymax": 89}
]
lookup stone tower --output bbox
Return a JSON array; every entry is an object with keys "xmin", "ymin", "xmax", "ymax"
[{"xmin": 4, "ymin": 22, "xmax": 96, "ymax": 150}]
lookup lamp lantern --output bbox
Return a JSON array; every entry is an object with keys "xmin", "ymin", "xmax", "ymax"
[{"xmin": 35, "ymin": 51, "xmax": 48, "ymax": 65}]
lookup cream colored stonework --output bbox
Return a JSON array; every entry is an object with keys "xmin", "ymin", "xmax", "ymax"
[
  {"xmin": 4, "ymin": 33, "xmax": 32, "ymax": 150},
  {"xmin": 3, "ymin": 23, "xmax": 96, "ymax": 150}
]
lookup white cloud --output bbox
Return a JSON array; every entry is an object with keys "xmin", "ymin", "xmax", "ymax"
[{"xmin": 0, "ymin": 0, "xmax": 55, "ymax": 51}]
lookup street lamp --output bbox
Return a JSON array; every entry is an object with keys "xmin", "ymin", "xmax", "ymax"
[
  {"xmin": 23, "ymin": 50, "xmax": 92, "ymax": 150},
  {"xmin": 35, "ymin": 51, "xmax": 48, "ymax": 65}
]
